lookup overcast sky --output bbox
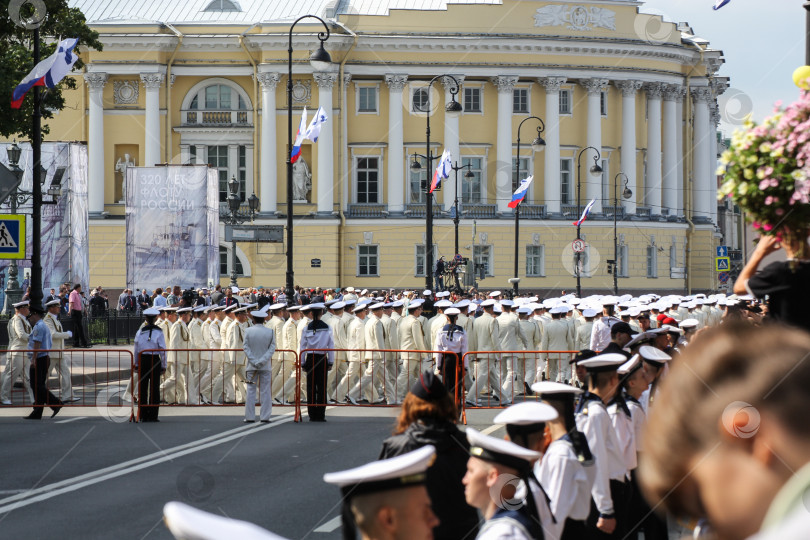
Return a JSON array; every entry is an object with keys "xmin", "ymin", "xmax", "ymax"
[{"xmin": 641, "ymin": 0, "xmax": 805, "ymax": 136}]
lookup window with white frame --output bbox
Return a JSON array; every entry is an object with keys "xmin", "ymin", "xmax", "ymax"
[
  {"xmin": 670, "ymin": 244, "xmax": 678, "ymax": 269},
  {"xmin": 464, "ymin": 87, "xmax": 482, "ymax": 113},
  {"xmin": 473, "ymin": 245, "xmax": 493, "ymax": 276},
  {"xmin": 513, "ymin": 87, "xmax": 529, "ymax": 114},
  {"xmin": 189, "ymin": 146, "xmax": 197, "ymax": 165},
  {"xmin": 357, "ymin": 85, "xmax": 378, "ymax": 114},
  {"xmin": 408, "ymin": 155, "xmax": 427, "ymax": 204},
  {"xmin": 646, "ymin": 245, "xmax": 658, "ymax": 278},
  {"xmin": 559, "ymin": 88, "xmax": 572, "ymax": 115},
  {"xmin": 560, "ymin": 158, "xmax": 573, "ymax": 205},
  {"xmin": 617, "ymin": 244, "xmax": 629, "ymax": 277},
  {"xmin": 526, "ymin": 245, "xmax": 545, "ymax": 277},
  {"xmin": 415, "ymin": 244, "xmax": 439, "ymax": 277},
  {"xmin": 512, "ymin": 157, "xmax": 531, "ymax": 193},
  {"xmin": 238, "ymin": 146, "xmax": 247, "ymax": 201},
  {"xmin": 600, "ymin": 90, "xmax": 608, "ymax": 116},
  {"xmin": 358, "ymin": 245, "xmax": 379, "ymax": 277},
  {"xmin": 219, "ymin": 246, "xmax": 244, "ymax": 276},
  {"xmin": 355, "ymin": 157, "xmax": 380, "ymax": 203},
  {"xmin": 208, "ymin": 146, "xmax": 230, "ymax": 202},
  {"xmin": 461, "ymin": 156, "xmax": 483, "ymax": 203},
  {"xmin": 411, "ymin": 87, "xmax": 430, "ymax": 114}
]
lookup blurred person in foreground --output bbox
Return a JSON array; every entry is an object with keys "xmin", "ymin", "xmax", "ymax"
[
  {"xmin": 639, "ymin": 323, "xmax": 810, "ymax": 540},
  {"xmin": 379, "ymin": 371, "xmax": 479, "ymax": 539}
]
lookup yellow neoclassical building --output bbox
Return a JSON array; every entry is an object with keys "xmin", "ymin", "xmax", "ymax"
[{"xmin": 30, "ymin": 0, "xmax": 730, "ymax": 293}]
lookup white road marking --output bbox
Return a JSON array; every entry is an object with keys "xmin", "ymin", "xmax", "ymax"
[
  {"xmin": 481, "ymin": 423, "xmax": 503, "ymax": 436},
  {"xmin": 0, "ymin": 411, "xmax": 300, "ymax": 514},
  {"xmin": 55, "ymin": 417, "xmax": 87, "ymax": 424},
  {"xmin": 0, "ymin": 490, "xmax": 26, "ymax": 495},
  {"xmin": 313, "ymin": 515, "xmax": 342, "ymax": 533}
]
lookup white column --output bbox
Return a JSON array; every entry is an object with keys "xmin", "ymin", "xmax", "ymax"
[
  {"xmin": 580, "ymin": 78, "xmax": 608, "ymax": 213},
  {"xmin": 491, "ymin": 76, "xmax": 518, "ymax": 214},
  {"xmin": 86, "ymin": 72, "xmax": 107, "ymax": 215},
  {"xmin": 140, "ymin": 73, "xmax": 164, "ymax": 167},
  {"xmin": 195, "ymin": 144, "xmax": 206, "ymax": 165},
  {"xmin": 385, "ymin": 74, "xmax": 408, "ymax": 214},
  {"xmin": 539, "ymin": 77, "xmax": 566, "ymax": 215},
  {"xmin": 644, "ymin": 83, "xmax": 663, "ymax": 217},
  {"xmin": 313, "ymin": 72, "xmax": 338, "ymax": 215},
  {"xmin": 614, "ymin": 80, "xmax": 642, "ymax": 215},
  {"xmin": 180, "ymin": 144, "xmax": 190, "ymax": 165},
  {"xmin": 675, "ymin": 87, "xmax": 686, "ymax": 215},
  {"xmin": 662, "ymin": 84, "xmax": 680, "ymax": 215},
  {"xmin": 257, "ymin": 73, "xmax": 280, "ymax": 214},
  {"xmin": 442, "ymin": 75, "xmax": 464, "ymax": 212},
  {"xmin": 691, "ymin": 87, "xmax": 713, "ymax": 220}
]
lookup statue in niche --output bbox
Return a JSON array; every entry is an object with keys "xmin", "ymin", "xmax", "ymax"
[
  {"xmin": 293, "ymin": 158, "xmax": 312, "ymax": 202},
  {"xmin": 115, "ymin": 153, "xmax": 136, "ymax": 202}
]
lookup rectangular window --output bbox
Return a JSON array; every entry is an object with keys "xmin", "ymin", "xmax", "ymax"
[
  {"xmin": 408, "ymin": 155, "xmax": 427, "ymax": 204},
  {"xmin": 600, "ymin": 90, "xmax": 608, "ymax": 116},
  {"xmin": 207, "ymin": 145, "xmax": 229, "ymax": 202},
  {"xmin": 189, "ymin": 146, "xmax": 197, "ymax": 165},
  {"xmin": 356, "ymin": 157, "xmax": 379, "ymax": 204},
  {"xmin": 238, "ymin": 145, "xmax": 246, "ymax": 202},
  {"xmin": 512, "ymin": 157, "xmax": 530, "ymax": 193},
  {"xmin": 647, "ymin": 245, "xmax": 658, "ymax": 278},
  {"xmin": 357, "ymin": 86, "xmax": 377, "ymax": 113},
  {"xmin": 473, "ymin": 245, "xmax": 493, "ymax": 276},
  {"xmin": 670, "ymin": 244, "xmax": 678, "ymax": 268},
  {"xmin": 513, "ymin": 88, "xmax": 529, "ymax": 114},
  {"xmin": 559, "ymin": 89, "xmax": 572, "ymax": 115},
  {"xmin": 560, "ymin": 158, "xmax": 573, "ymax": 205},
  {"xmin": 618, "ymin": 244, "xmax": 629, "ymax": 278},
  {"xmin": 415, "ymin": 244, "xmax": 438, "ymax": 277},
  {"xmin": 461, "ymin": 157, "xmax": 483, "ymax": 203},
  {"xmin": 464, "ymin": 87, "xmax": 481, "ymax": 113},
  {"xmin": 358, "ymin": 245, "xmax": 379, "ymax": 277},
  {"xmin": 526, "ymin": 245, "xmax": 545, "ymax": 277}
]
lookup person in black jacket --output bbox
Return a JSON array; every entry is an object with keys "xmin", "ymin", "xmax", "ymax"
[{"xmin": 379, "ymin": 371, "xmax": 479, "ymax": 540}]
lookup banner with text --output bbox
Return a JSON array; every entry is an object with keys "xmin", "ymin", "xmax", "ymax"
[{"xmin": 125, "ymin": 166, "xmax": 219, "ymax": 291}]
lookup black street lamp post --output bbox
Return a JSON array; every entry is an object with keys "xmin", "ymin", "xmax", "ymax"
[
  {"xmin": 449, "ymin": 161, "xmax": 474, "ymax": 256},
  {"xmin": 611, "ymin": 172, "xmax": 632, "ymax": 295},
  {"xmin": 409, "ymin": 75, "xmax": 462, "ymax": 292},
  {"xmin": 575, "ymin": 146, "xmax": 603, "ymax": 298},
  {"xmin": 286, "ymin": 15, "xmax": 332, "ymax": 305},
  {"xmin": 513, "ymin": 116, "xmax": 545, "ymax": 296},
  {"xmin": 224, "ymin": 175, "xmax": 259, "ymax": 288}
]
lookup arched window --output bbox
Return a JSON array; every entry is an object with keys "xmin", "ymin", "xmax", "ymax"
[
  {"xmin": 203, "ymin": 0, "xmax": 241, "ymax": 12},
  {"xmin": 412, "ymin": 88, "xmax": 429, "ymax": 113},
  {"xmin": 219, "ymin": 246, "xmax": 247, "ymax": 276},
  {"xmin": 189, "ymin": 84, "xmax": 248, "ymax": 111}
]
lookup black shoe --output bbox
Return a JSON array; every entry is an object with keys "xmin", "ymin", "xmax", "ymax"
[
  {"xmin": 50, "ymin": 406, "xmax": 62, "ymax": 418},
  {"xmin": 243, "ymin": 419, "xmax": 255, "ymax": 423},
  {"xmin": 524, "ymin": 382, "xmax": 534, "ymax": 396},
  {"xmin": 24, "ymin": 412, "xmax": 42, "ymax": 420},
  {"xmin": 260, "ymin": 419, "xmax": 271, "ymax": 423}
]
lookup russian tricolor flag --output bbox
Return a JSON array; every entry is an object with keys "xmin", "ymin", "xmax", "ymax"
[
  {"xmin": 508, "ymin": 176, "xmax": 533, "ymax": 209},
  {"xmin": 429, "ymin": 149, "xmax": 452, "ymax": 194},
  {"xmin": 12, "ymin": 38, "xmax": 80, "ymax": 109},
  {"xmin": 573, "ymin": 198, "xmax": 597, "ymax": 226},
  {"xmin": 713, "ymin": 0, "xmax": 731, "ymax": 9},
  {"xmin": 290, "ymin": 107, "xmax": 307, "ymax": 163}
]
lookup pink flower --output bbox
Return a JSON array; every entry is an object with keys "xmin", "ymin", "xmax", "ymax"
[
  {"xmin": 759, "ymin": 180, "xmax": 770, "ymax": 190},
  {"xmin": 765, "ymin": 196, "xmax": 774, "ymax": 205},
  {"xmin": 770, "ymin": 178, "xmax": 780, "ymax": 188},
  {"xmin": 776, "ymin": 208, "xmax": 785, "ymax": 216},
  {"xmin": 752, "ymin": 221, "xmax": 761, "ymax": 229},
  {"xmin": 763, "ymin": 224, "xmax": 774, "ymax": 232}
]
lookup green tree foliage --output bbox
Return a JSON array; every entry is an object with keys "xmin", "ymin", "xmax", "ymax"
[{"xmin": 0, "ymin": 0, "xmax": 102, "ymax": 139}]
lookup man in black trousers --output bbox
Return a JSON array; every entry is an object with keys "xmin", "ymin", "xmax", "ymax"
[
  {"xmin": 298, "ymin": 303, "xmax": 334, "ymax": 422},
  {"xmin": 24, "ymin": 304, "xmax": 63, "ymax": 420}
]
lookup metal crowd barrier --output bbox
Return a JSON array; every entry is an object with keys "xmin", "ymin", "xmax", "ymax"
[
  {"xmin": 135, "ymin": 348, "xmax": 300, "ymax": 422},
  {"xmin": 0, "ymin": 348, "xmax": 135, "ymax": 418}
]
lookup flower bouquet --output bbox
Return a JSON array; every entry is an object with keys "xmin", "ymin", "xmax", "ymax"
[{"xmin": 718, "ymin": 90, "xmax": 810, "ymax": 258}]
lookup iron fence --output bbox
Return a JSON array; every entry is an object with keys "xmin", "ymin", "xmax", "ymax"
[{"xmin": 0, "ymin": 310, "xmax": 146, "ymax": 348}]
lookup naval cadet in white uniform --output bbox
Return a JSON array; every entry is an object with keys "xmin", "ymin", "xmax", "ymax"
[{"xmin": 243, "ymin": 309, "xmax": 276, "ymax": 423}]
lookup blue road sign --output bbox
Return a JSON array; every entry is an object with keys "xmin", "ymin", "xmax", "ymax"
[
  {"xmin": 718, "ymin": 271, "xmax": 730, "ymax": 283},
  {"xmin": 717, "ymin": 246, "xmax": 729, "ymax": 258},
  {"xmin": 0, "ymin": 214, "xmax": 24, "ymax": 259},
  {"xmin": 715, "ymin": 257, "xmax": 730, "ymax": 271}
]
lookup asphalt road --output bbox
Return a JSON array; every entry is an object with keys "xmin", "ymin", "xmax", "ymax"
[{"xmin": 0, "ymin": 405, "xmax": 503, "ymax": 539}]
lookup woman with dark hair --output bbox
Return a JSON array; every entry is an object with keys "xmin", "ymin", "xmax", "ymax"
[{"xmin": 379, "ymin": 371, "xmax": 479, "ymax": 540}]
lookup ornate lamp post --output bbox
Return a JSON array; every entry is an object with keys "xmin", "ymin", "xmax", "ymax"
[
  {"xmin": 449, "ymin": 161, "xmax": 474, "ymax": 256},
  {"xmin": 611, "ymin": 172, "xmax": 633, "ymax": 295},
  {"xmin": 286, "ymin": 15, "xmax": 332, "ymax": 305},
  {"xmin": 409, "ymin": 74, "xmax": 462, "ymax": 292},
  {"xmin": 513, "ymin": 116, "xmax": 546, "ymax": 296},
  {"xmin": 223, "ymin": 175, "xmax": 259, "ymax": 288},
  {"xmin": 575, "ymin": 146, "xmax": 603, "ymax": 298}
]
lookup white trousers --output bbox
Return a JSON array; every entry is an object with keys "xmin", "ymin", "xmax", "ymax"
[
  {"xmin": 466, "ymin": 355, "xmax": 508, "ymax": 405},
  {"xmin": 396, "ymin": 356, "xmax": 433, "ymax": 403},
  {"xmin": 0, "ymin": 351, "xmax": 34, "ymax": 402},
  {"xmin": 47, "ymin": 355, "xmax": 74, "ymax": 400},
  {"xmin": 244, "ymin": 368, "xmax": 272, "ymax": 421}
]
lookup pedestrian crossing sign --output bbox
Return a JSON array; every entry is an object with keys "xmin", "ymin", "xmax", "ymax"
[
  {"xmin": 715, "ymin": 256, "xmax": 730, "ymax": 272},
  {"xmin": 0, "ymin": 215, "xmax": 25, "ymax": 259}
]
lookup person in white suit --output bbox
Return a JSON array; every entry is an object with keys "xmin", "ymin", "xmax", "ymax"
[
  {"xmin": 44, "ymin": 299, "xmax": 76, "ymax": 401},
  {"xmin": 243, "ymin": 309, "xmax": 275, "ymax": 423},
  {"xmin": 0, "ymin": 301, "xmax": 34, "ymax": 404}
]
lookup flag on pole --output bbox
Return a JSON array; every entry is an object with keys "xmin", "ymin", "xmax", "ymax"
[
  {"xmin": 508, "ymin": 176, "xmax": 533, "ymax": 208},
  {"xmin": 573, "ymin": 198, "xmax": 597, "ymax": 226},
  {"xmin": 304, "ymin": 106, "xmax": 328, "ymax": 143},
  {"xmin": 713, "ymin": 0, "xmax": 731, "ymax": 9},
  {"xmin": 12, "ymin": 37, "xmax": 80, "ymax": 109},
  {"xmin": 290, "ymin": 107, "xmax": 307, "ymax": 163},
  {"xmin": 429, "ymin": 149, "xmax": 452, "ymax": 194}
]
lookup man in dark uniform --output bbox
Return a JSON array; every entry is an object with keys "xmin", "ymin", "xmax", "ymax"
[
  {"xmin": 600, "ymin": 321, "xmax": 635, "ymax": 359},
  {"xmin": 298, "ymin": 303, "xmax": 334, "ymax": 422}
]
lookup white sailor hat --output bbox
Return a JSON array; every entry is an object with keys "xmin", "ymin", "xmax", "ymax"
[
  {"xmin": 454, "ymin": 299, "xmax": 471, "ymax": 308},
  {"xmin": 211, "ymin": 305, "xmax": 226, "ymax": 311},
  {"xmin": 444, "ymin": 307, "xmax": 461, "ymax": 316},
  {"xmin": 234, "ymin": 306, "xmax": 250, "ymax": 314},
  {"xmin": 352, "ymin": 304, "xmax": 368, "ymax": 313},
  {"xmin": 549, "ymin": 305, "xmax": 567, "ymax": 315},
  {"xmin": 163, "ymin": 501, "xmax": 287, "ymax": 540},
  {"xmin": 617, "ymin": 310, "xmax": 631, "ymax": 317},
  {"xmin": 12, "ymin": 300, "xmax": 29, "ymax": 308},
  {"xmin": 493, "ymin": 304, "xmax": 503, "ymax": 313},
  {"xmin": 494, "ymin": 402, "xmax": 558, "ymax": 427},
  {"xmin": 661, "ymin": 324, "xmax": 684, "ymax": 335},
  {"xmin": 343, "ymin": 298, "xmax": 357, "ymax": 306},
  {"xmin": 231, "ymin": 286, "xmax": 239, "ymax": 294},
  {"xmin": 162, "ymin": 306, "xmax": 178, "ymax": 312},
  {"xmin": 679, "ymin": 318, "xmax": 699, "ymax": 329},
  {"xmin": 177, "ymin": 307, "xmax": 192, "ymax": 313},
  {"xmin": 489, "ymin": 291, "xmax": 501, "ymax": 297},
  {"xmin": 579, "ymin": 353, "xmax": 627, "ymax": 373},
  {"xmin": 223, "ymin": 304, "xmax": 239, "ymax": 312},
  {"xmin": 324, "ymin": 445, "xmax": 436, "ymax": 493},
  {"xmin": 480, "ymin": 299, "xmax": 496, "ymax": 307},
  {"xmin": 250, "ymin": 310, "xmax": 268, "ymax": 318},
  {"xmin": 531, "ymin": 381, "xmax": 583, "ymax": 396},
  {"xmin": 193, "ymin": 306, "xmax": 207, "ymax": 313},
  {"xmin": 436, "ymin": 291, "xmax": 450, "ymax": 298},
  {"xmin": 500, "ymin": 299, "xmax": 514, "ymax": 307},
  {"xmin": 466, "ymin": 427, "xmax": 541, "ymax": 469},
  {"xmin": 618, "ymin": 354, "xmax": 643, "ymax": 377},
  {"xmin": 361, "ymin": 289, "xmax": 369, "ymax": 295},
  {"xmin": 345, "ymin": 286, "xmax": 355, "ymax": 293},
  {"xmin": 332, "ymin": 301, "xmax": 346, "ymax": 310},
  {"xmin": 391, "ymin": 300, "xmax": 405, "ymax": 308},
  {"xmin": 368, "ymin": 302, "xmax": 384, "ymax": 310},
  {"xmin": 468, "ymin": 304, "xmax": 477, "ymax": 314},
  {"xmin": 626, "ymin": 331, "xmax": 656, "ymax": 349},
  {"xmin": 408, "ymin": 299, "xmax": 425, "ymax": 308},
  {"xmin": 143, "ymin": 308, "xmax": 160, "ymax": 316},
  {"xmin": 422, "ymin": 289, "xmax": 432, "ymax": 296},
  {"xmin": 286, "ymin": 305, "xmax": 301, "ymax": 312},
  {"xmin": 516, "ymin": 307, "xmax": 532, "ymax": 315},
  {"xmin": 582, "ymin": 308, "xmax": 598, "ymax": 318},
  {"xmin": 638, "ymin": 345, "xmax": 672, "ymax": 365},
  {"xmin": 45, "ymin": 299, "xmax": 61, "ymax": 308},
  {"xmin": 269, "ymin": 303, "xmax": 286, "ymax": 311},
  {"xmin": 434, "ymin": 299, "xmax": 453, "ymax": 308}
]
